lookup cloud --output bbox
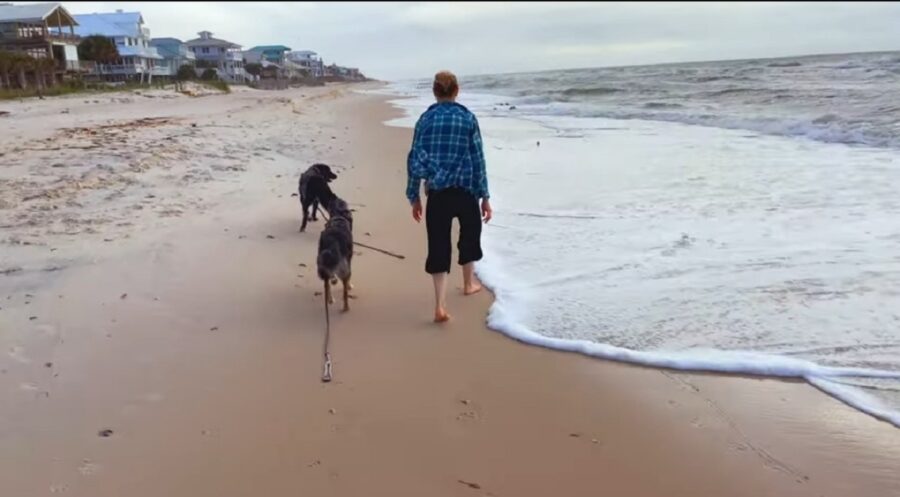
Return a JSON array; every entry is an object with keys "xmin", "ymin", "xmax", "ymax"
[
  {"xmin": 547, "ymin": 41, "xmax": 692, "ymax": 57},
  {"xmin": 32, "ymin": 1, "xmax": 900, "ymax": 80}
]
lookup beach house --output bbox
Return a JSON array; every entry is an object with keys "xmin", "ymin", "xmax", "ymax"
[
  {"xmin": 324, "ymin": 64, "xmax": 363, "ymax": 81},
  {"xmin": 149, "ymin": 37, "xmax": 195, "ymax": 79},
  {"xmin": 244, "ymin": 45, "xmax": 290, "ymax": 65},
  {"xmin": 286, "ymin": 50, "xmax": 323, "ymax": 78},
  {"xmin": 0, "ymin": 2, "xmax": 81, "ymax": 84},
  {"xmin": 73, "ymin": 10, "xmax": 162, "ymax": 83},
  {"xmin": 185, "ymin": 31, "xmax": 247, "ymax": 83}
]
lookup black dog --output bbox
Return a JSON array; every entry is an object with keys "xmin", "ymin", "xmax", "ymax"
[
  {"xmin": 317, "ymin": 195, "xmax": 354, "ymax": 312},
  {"xmin": 299, "ymin": 163, "xmax": 338, "ymax": 232}
]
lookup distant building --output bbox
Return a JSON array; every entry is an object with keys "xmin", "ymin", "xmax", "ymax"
[
  {"xmin": 286, "ymin": 50, "xmax": 323, "ymax": 78},
  {"xmin": 73, "ymin": 9, "xmax": 162, "ymax": 83},
  {"xmin": 0, "ymin": 2, "xmax": 81, "ymax": 81},
  {"xmin": 149, "ymin": 37, "xmax": 195, "ymax": 78},
  {"xmin": 244, "ymin": 44, "xmax": 290, "ymax": 65},
  {"xmin": 325, "ymin": 63, "xmax": 363, "ymax": 81},
  {"xmin": 185, "ymin": 30, "xmax": 247, "ymax": 83}
]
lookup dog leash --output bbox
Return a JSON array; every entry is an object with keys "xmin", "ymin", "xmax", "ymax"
[
  {"xmin": 321, "ymin": 279, "xmax": 333, "ymax": 383},
  {"xmin": 315, "ymin": 206, "xmax": 407, "ymax": 260}
]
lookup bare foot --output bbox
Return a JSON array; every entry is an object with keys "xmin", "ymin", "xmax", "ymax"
[
  {"xmin": 434, "ymin": 309, "xmax": 451, "ymax": 323},
  {"xmin": 463, "ymin": 283, "xmax": 483, "ymax": 295}
]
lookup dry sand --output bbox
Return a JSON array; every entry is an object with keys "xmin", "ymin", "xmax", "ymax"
[{"xmin": 1, "ymin": 84, "xmax": 898, "ymax": 497}]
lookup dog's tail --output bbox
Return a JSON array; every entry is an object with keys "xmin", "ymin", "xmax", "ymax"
[{"xmin": 317, "ymin": 248, "xmax": 340, "ymax": 281}]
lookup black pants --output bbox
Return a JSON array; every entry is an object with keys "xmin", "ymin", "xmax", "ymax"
[{"xmin": 425, "ymin": 188, "xmax": 483, "ymax": 274}]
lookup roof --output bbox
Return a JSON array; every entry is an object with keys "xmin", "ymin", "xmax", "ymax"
[
  {"xmin": 185, "ymin": 32, "xmax": 240, "ymax": 49},
  {"xmin": 0, "ymin": 2, "xmax": 77, "ymax": 26},
  {"xmin": 248, "ymin": 45, "xmax": 291, "ymax": 53},
  {"xmin": 73, "ymin": 12, "xmax": 144, "ymax": 38},
  {"xmin": 150, "ymin": 37, "xmax": 183, "ymax": 45}
]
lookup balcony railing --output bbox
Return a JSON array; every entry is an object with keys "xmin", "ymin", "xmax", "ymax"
[
  {"xmin": 47, "ymin": 32, "xmax": 80, "ymax": 43},
  {"xmin": 94, "ymin": 64, "xmax": 146, "ymax": 75},
  {"xmin": 0, "ymin": 31, "xmax": 80, "ymax": 44}
]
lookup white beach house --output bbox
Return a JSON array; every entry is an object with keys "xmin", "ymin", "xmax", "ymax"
[
  {"xmin": 185, "ymin": 31, "xmax": 248, "ymax": 83},
  {"xmin": 286, "ymin": 50, "xmax": 324, "ymax": 78},
  {"xmin": 73, "ymin": 10, "xmax": 162, "ymax": 83}
]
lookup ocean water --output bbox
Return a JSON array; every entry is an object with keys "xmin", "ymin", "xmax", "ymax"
[{"xmin": 369, "ymin": 51, "xmax": 900, "ymax": 427}]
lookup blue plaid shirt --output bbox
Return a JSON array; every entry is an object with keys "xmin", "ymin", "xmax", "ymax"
[{"xmin": 406, "ymin": 101, "xmax": 489, "ymax": 203}]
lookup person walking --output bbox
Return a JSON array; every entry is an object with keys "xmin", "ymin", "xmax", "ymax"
[{"xmin": 407, "ymin": 70, "xmax": 493, "ymax": 323}]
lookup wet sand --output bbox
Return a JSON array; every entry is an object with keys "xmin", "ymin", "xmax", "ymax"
[{"xmin": 1, "ymin": 85, "xmax": 899, "ymax": 496}]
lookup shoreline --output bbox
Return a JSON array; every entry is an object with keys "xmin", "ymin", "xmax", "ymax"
[
  {"xmin": 1, "ymin": 86, "xmax": 898, "ymax": 496},
  {"xmin": 378, "ymin": 86, "xmax": 900, "ymax": 429}
]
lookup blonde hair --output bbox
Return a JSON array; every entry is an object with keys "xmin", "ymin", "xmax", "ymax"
[{"xmin": 433, "ymin": 70, "xmax": 459, "ymax": 99}]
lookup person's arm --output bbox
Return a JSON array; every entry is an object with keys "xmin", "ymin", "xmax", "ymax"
[
  {"xmin": 470, "ymin": 117, "xmax": 489, "ymax": 201},
  {"xmin": 470, "ymin": 116, "xmax": 492, "ymax": 222},
  {"xmin": 406, "ymin": 119, "xmax": 426, "ymax": 204}
]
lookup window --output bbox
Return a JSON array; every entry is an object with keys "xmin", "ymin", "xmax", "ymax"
[{"xmin": 202, "ymin": 47, "xmax": 209, "ymax": 54}]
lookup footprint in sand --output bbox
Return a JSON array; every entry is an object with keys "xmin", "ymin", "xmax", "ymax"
[
  {"xmin": 455, "ymin": 399, "xmax": 481, "ymax": 421},
  {"xmin": 34, "ymin": 323, "xmax": 59, "ymax": 338},
  {"xmin": 8, "ymin": 345, "xmax": 31, "ymax": 364},
  {"xmin": 77, "ymin": 460, "xmax": 100, "ymax": 476}
]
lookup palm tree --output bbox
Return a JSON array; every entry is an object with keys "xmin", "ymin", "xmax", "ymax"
[
  {"xmin": 40, "ymin": 56, "xmax": 57, "ymax": 88},
  {"xmin": 15, "ymin": 53, "xmax": 29, "ymax": 90},
  {"xmin": 30, "ymin": 56, "xmax": 48, "ymax": 92},
  {"xmin": 78, "ymin": 35, "xmax": 120, "ymax": 79},
  {"xmin": 0, "ymin": 51, "xmax": 12, "ymax": 89}
]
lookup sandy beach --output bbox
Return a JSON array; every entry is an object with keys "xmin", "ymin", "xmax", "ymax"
[{"xmin": 1, "ymin": 84, "xmax": 899, "ymax": 497}]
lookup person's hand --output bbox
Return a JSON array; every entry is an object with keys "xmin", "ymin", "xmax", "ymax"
[
  {"xmin": 481, "ymin": 199, "xmax": 493, "ymax": 223},
  {"xmin": 412, "ymin": 198, "xmax": 423, "ymax": 223}
]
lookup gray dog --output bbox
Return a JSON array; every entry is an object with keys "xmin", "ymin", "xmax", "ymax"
[{"xmin": 317, "ymin": 195, "xmax": 354, "ymax": 311}]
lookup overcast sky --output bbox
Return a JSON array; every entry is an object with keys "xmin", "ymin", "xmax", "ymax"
[{"xmin": 51, "ymin": 1, "xmax": 900, "ymax": 80}]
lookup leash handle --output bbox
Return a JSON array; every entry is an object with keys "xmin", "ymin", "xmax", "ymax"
[
  {"xmin": 321, "ymin": 280, "xmax": 332, "ymax": 383},
  {"xmin": 322, "ymin": 353, "xmax": 332, "ymax": 382}
]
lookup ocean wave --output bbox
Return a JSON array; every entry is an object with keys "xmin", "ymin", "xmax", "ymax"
[
  {"xmin": 703, "ymin": 87, "xmax": 774, "ymax": 97},
  {"xmin": 475, "ymin": 255, "xmax": 900, "ymax": 428},
  {"xmin": 559, "ymin": 86, "xmax": 623, "ymax": 97},
  {"xmin": 642, "ymin": 102, "xmax": 685, "ymax": 109},
  {"xmin": 688, "ymin": 75, "xmax": 731, "ymax": 83},
  {"xmin": 521, "ymin": 105, "xmax": 900, "ymax": 148},
  {"xmin": 454, "ymin": 51, "xmax": 900, "ymax": 150}
]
